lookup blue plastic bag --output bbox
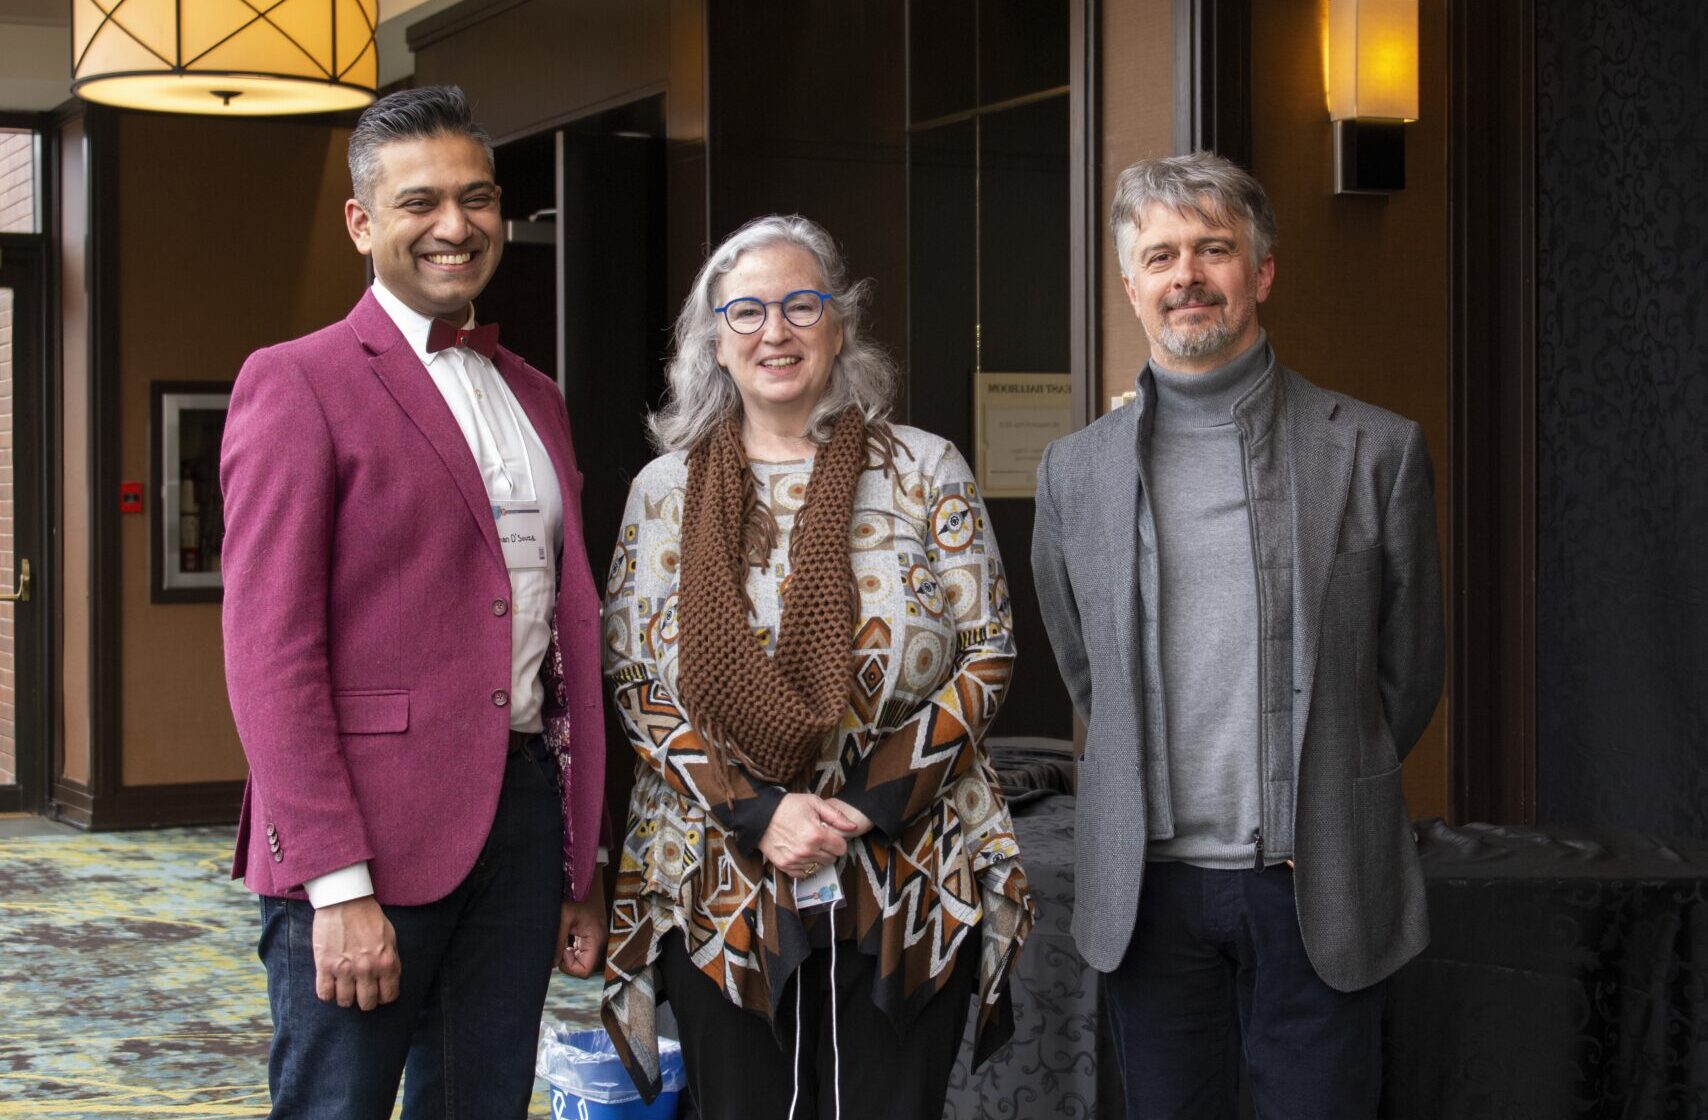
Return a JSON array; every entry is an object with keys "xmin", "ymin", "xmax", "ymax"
[{"xmin": 536, "ymin": 1027, "xmax": 684, "ymax": 1119}]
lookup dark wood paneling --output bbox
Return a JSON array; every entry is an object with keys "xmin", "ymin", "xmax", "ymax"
[
  {"xmin": 903, "ymin": 3, "xmax": 1077, "ymax": 740},
  {"xmin": 1447, "ymin": 0, "xmax": 1536, "ymax": 825},
  {"xmin": 558, "ymin": 130, "xmax": 669, "ymax": 567},
  {"xmin": 707, "ymin": 1, "xmax": 909, "ymax": 369},
  {"xmin": 1173, "ymin": 0, "xmax": 1252, "ymax": 164},
  {"xmin": 52, "ymin": 778, "xmax": 243, "ymax": 830},
  {"xmin": 0, "ymin": 234, "xmax": 54, "ymax": 814},
  {"xmin": 86, "ymin": 105, "xmax": 122, "ymax": 820},
  {"xmin": 410, "ymin": 0, "xmax": 676, "ymax": 143},
  {"xmin": 48, "ymin": 774, "xmax": 95, "ymax": 825},
  {"xmin": 1070, "ymin": 0, "xmax": 1100, "ymax": 428}
]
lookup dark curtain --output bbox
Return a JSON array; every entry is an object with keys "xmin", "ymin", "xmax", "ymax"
[{"xmin": 1535, "ymin": 0, "xmax": 1708, "ymax": 836}]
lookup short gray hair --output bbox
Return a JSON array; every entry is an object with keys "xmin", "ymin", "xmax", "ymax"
[
  {"xmin": 1110, "ymin": 152, "xmax": 1278, "ymax": 276},
  {"xmin": 348, "ymin": 85, "xmax": 495, "ymax": 209},
  {"xmin": 649, "ymin": 214, "xmax": 898, "ymax": 453}
]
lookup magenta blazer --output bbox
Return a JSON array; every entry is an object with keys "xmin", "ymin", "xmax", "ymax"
[{"xmin": 221, "ymin": 290, "xmax": 608, "ymax": 905}]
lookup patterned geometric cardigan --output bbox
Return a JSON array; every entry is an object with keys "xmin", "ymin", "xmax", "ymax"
[{"xmin": 599, "ymin": 425, "xmax": 1037, "ymax": 1101}]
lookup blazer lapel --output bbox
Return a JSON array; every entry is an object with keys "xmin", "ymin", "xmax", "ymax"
[
  {"xmin": 348, "ymin": 292, "xmax": 506, "ymax": 573},
  {"xmin": 1081, "ymin": 389, "xmax": 1147, "ymax": 680},
  {"xmin": 1289, "ymin": 380, "xmax": 1357, "ymax": 751},
  {"xmin": 1110, "ymin": 406, "xmax": 1143, "ymax": 658}
]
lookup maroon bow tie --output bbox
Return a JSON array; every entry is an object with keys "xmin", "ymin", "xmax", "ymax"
[{"xmin": 426, "ymin": 317, "xmax": 500, "ymax": 359}]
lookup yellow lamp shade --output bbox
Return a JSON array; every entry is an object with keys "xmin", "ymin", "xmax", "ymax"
[
  {"xmin": 72, "ymin": 0, "xmax": 377, "ymax": 116},
  {"xmin": 1326, "ymin": 0, "xmax": 1418, "ymax": 122}
]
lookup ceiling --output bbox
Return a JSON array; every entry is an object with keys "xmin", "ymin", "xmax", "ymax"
[{"xmin": 0, "ymin": 0, "xmax": 64, "ymax": 26}]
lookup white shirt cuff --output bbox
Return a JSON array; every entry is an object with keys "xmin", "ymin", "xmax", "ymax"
[
  {"xmin": 597, "ymin": 846, "xmax": 610, "ymax": 866},
  {"xmin": 304, "ymin": 861, "xmax": 375, "ymax": 908}
]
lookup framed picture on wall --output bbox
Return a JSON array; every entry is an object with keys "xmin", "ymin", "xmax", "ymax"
[{"xmin": 151, "ymin": 382, "xmax": 232, "ymax": 603}]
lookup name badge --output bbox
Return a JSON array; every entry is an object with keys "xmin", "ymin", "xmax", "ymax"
[
  {"xmin": 493, "ymin": 503, "xmax": 549, "ymax": 571},
  {"xmin": 793, "ymin": 863, "xmax": 845, "ymax": 911}
]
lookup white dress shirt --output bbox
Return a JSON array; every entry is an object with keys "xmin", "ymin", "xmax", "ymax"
[{"xmin": 305, "ymin": 281, "xmax": 563, "ymax": 908}]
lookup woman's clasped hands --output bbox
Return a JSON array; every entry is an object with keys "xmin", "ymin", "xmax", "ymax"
[{"xmin": 758, "ymin": 793, "xmax": 874, "ymax": 879}]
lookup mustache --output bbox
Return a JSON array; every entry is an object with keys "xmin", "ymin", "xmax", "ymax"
[
  {"xmin": 1164, "ymin": 286, "xmax": 1225, "ymax": 309},
  {"xmin": 417, "ymin": 235, "xmax": 489, "ymax": 252}
]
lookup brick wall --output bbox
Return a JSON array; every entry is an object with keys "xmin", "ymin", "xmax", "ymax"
[{"xmin": 0, "ymin": 130, "xmax": 37, "ymax": 233}]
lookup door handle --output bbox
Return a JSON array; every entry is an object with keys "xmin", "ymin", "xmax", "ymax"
[{"xmin": 0, "ymin": 558, "xmax": 29, "ymax": 602}]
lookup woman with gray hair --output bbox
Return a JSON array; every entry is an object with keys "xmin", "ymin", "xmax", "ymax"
[{"xmin": 599, "ymin": 214, "xmax": 1035, "ymax": 1119}]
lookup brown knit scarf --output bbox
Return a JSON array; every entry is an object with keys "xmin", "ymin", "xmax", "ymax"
[{"xmin": 676, "ymin": 408, "xmax": 867, "ymax": 790}]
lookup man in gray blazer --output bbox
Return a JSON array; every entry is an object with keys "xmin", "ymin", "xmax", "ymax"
[{"xmin": 1033, "ymin": 152, "xmax": 1443, "ymax": 1118}]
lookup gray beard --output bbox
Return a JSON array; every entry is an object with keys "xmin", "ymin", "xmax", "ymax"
[{"xmin": 1156, "ymin": 317, "xmax": 1237, "ymax": 360}]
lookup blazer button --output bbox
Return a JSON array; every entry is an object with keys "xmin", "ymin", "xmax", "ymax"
[
  {"xmin": 265, "ymin": 823, "xmax": 277, "ymax": 837},
  {"xmin": 272, "ymin": 852, "xmax": 283, "ymax": 863},
  {"xmin": 492, "ymin": 599, "xmax": 509, "ymax": 617},
  {"xmin": 492, "ymin": 689, "xmax": 510, "ymax": 707}
]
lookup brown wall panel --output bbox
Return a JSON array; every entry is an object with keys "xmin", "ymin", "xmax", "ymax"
[
  {"xmin": 412, "ymin": 0, "xmax": 675, "ymax": 143},
  {"xmin": 1097, "ymin": 0, "xmax": 1174, "ymax": 406},
  {"xmin": 58, "ymin": 113, "xmax": 91, "ymax": 788},
  {"xmin": 1248, "ymin": 0, "xmax": 1450, "ymax": 820},
  {"xmin": 114, "ymin": 113, "xmax": 364, "ymax": 786}
]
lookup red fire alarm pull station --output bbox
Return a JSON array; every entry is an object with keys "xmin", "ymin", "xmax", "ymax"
[{"xmin": 120, "ymin": 481, "xmax": 143, "ymax": 514}]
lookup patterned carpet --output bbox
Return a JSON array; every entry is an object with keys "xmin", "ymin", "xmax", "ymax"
[{"xmin": 0, "ymin": 825, "xmax": 603, "ymax": 1119}]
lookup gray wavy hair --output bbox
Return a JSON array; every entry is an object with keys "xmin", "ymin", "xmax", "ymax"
[
  {"xmin": 648, "ymin": 214, "xmax": 898, "ymax": 453},
  {"xmin": 1110, "ymin": 152, "xmax": 1279, "ymax": 276}
]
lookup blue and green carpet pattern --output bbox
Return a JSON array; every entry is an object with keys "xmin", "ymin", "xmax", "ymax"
[{"xmin": 0, "ymin": 825, "xmax": 602, "ymax": 1118}]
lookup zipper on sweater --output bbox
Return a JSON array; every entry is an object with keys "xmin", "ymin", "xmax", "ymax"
[
  {"xmin": 1252, "ymin": 828, "xmax": 1265, "ymax": 872},
  {"xmin": 1238, "ymin": 430, "xmax": 1270, "ymax": 870}
]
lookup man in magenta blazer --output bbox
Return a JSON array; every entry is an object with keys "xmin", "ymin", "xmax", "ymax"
[{"xmin": 221, "ymin": 86, "xmax": 608, "ymax": 1118}]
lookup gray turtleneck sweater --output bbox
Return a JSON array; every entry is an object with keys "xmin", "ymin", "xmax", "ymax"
[{"xmin": 1145, "ymin": 335, "xmax": 1269, "ymax": 869}]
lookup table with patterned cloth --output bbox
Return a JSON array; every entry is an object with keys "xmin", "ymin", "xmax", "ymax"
[
  {"xmin": 945, "ymin": 795, "xmax": 1708, "ymax": 1120},
  {"xmin": 1380, "ymin": 821, "xmax": 1708, "ymax": 1120},
  {"xmin": 943, "ymin": 783, "xmax": 1123, "ymax": 1120}
]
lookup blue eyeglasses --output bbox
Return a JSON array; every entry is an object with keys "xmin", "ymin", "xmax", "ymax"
[{"xmin": 713, "ymin": 289, "xmax": 835, "ymax": 334}]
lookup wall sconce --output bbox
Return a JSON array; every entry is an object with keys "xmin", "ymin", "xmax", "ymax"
[
  {"xmin": 1326, "ymin": 0, "xmax": 1418, "ymax": 194},
  {"xmin": 71, "ymin": 0, "xmax": 377, "ymax": 116}
]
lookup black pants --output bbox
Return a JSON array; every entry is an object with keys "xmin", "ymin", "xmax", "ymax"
[
  {"xmin": 1103, "ymin": 861, "xmax": 1386, "ymax": 1120},
  {"xmin": 660, "ymin": 929, "xmax": 977, "ymax": 1120}
]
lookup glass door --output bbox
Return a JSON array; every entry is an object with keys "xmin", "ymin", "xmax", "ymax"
[
  {"xmin": 906, "ymin": 0, "xmax": 1074, "ymax": 738},
  {"xmin": 0, "ymin": 124, "xmax": 47, "ymax": 813}
]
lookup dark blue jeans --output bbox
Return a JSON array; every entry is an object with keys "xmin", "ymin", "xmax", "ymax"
[
  {"xmin": 258, "ymin": 741, "xmax": 564, "ymax": 1120},
  {"xmin": 1103, "ymin": 861, "xmax": 1385, "ymax": 1120}
]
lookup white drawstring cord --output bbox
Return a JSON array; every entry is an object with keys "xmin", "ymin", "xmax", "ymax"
[
  {"xmin": 828, "ymin": 933, "xmax": 842, "ymax": 1120},
  {"xmin": 785, "ymin": 932, "xmax": 843, "ymax": 1120},
  {"xmin": 787, "ymin": 969, "xmax": 805, "ymax": 1120}
]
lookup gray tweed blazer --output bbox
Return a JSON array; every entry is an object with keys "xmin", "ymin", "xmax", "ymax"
[{"xmin": 1032, "ymin": 363, "xmax": 1443, "ymax": 991}]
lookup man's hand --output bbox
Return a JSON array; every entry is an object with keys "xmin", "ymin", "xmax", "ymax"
[
  {"xmin": 311, "ymin": 896, "xmax": 401, "ymax": 1011},
  {"xmin": 758, "ymin": 793, "xmax": 855, "ymax": 878},
  {"xmin": 556, "ymin": 876, "xmax": 608, "ymax": 978}
]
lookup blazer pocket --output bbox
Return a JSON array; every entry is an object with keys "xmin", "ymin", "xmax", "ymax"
[
  {"xmin": 332, "ymin": 689, "xmax": 410, "ymax": 734},
  {"xmin": 1352, "ymin": 763, "xmax": 1407, "ymax": 929},
  {"xmin": 1331, "ymin": 545, "xmax": 1383, "ymax": 623},
  {"xmin": 1333, "ymin": 545, "xmax": 1382, "ymax": 577}
]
